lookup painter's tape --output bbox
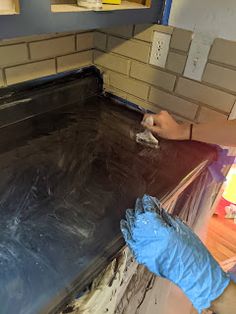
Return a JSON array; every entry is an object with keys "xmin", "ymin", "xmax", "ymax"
[{"xmin": 162, "ymin": 0, "xmax": 173, "ymax": 25}]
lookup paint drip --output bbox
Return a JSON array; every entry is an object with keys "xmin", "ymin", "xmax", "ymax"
[{"xmin": 136, "ymin": 116, "xmax": 159, "ymax": 149}]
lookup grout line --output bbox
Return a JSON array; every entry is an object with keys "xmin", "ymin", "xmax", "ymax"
[
  {"xmin": 195, "ymin": 105, "xmax": 202, "ymax": 122},
  {"xmin": 93, "ymin": 31, "xmax": 96, "ymax": 50},
  {"xmin": 169, "ymin": 48, "xmax": 188, "ymax": 56},
  {"xmin": 107, "ymin": 33, "xmax": 151, "ymax": 46},
  {"xmin": 128, "ymin": 60, "xmax": 132, "ymax": 77},
  {"xmin": 1, "ymin": 68, "xmax": 7, "ymax": 87},
  {"xmin": 0, "ymin": 40, "xmax": 26, "ymax": 47},
  {"xmin": 55, "ymin": 58, "xmax": 58, "ymax": 73},
  {"xmin": 130, "ymin": 37, "xmax": 153, "ymax": 44},
  {"xmin": 145, "ymin": 97, "xmax": 195, "ymax": 122},
  {"xmin": 0, "ymin": 31, "xmax": 85, "ymax": 47},
  {"xmin": 29, "ymin": 32, "xmax": 76, "ymax": 44},
  {"xmin": 131, "ymin": 25, "xmax": 135, "ymax": 37},
  {"xmin": 76, "ymin": 30, "xmax": 95, "ymax": 37},
  {"xmin": 97, "ymin": 65, "xmax": 177, "ymax": 94},
  {"xmin": 77, "ymin": 48, "xmax": 93, "ymax": 54},
  {"xmin": 4, "ymin": 58, "xmax": 57, "ymax": 70},
  {"xmin": 207, "ymin": 39, "xmax": 214, "ymax": 60},
  {"xmin": 26, "ymin": 42, "xmax": 31, "ymax": 60},
  {"xmin": 147, "ymin": 41, "xmax": 152, "ymax": 64},
  {"xmin": 94, "ymin": 48, "xmax": 106, "ymax": 54},
  {"xmin": 104, "ymin": 50, "xmax": 236, "ymax": 96},
  {"xmin": 92, "ymin": 49, "xmax": 95, "ymax": 64},
  {"xmin": 176, "ymin": 73, "xmax": 236, "ymax": 97},
  {"xmin": 128, "ymin": 97, "xmax": 165, "ymax": 115},
  {"xmin": 173, "ymin": 75, "xmax": 179, "ymax": 92},
  {"xmin": 229, "ymin": 101, "xmax": 236, "ymax": 120},
  {"xmin": 208, "ymin": 59, "xmax": 236, "ymax": 72},
  {"xmin": 93, "ymin": 69, "xmax": 211, "ymax": 122},
  {"xmin": 4, "ymin": 49, "xmax": 94, "ymax": 71},
  {"xmin": 105, "ymin": 33, "xmax": 108, "ymax": 52},
  {"xmin": 100, "ymin": 32, "xmax": 134, "ymax": 41},
  {"xmin": 97, "ymin": 64, "xmax": 229, "ymax": 116},
  {"xmin": 201, "ymin": 77, "xmax": 236, "ymax": 96},
  {"xmin": 92, "ymin": 32, "xmax": 95, "ymax": 50},
  {"xmin": 100, "ymin": 25, "xmax": 174, "ymax": 42},
  {"xmin": 185, "ymin": 39, "xmax": 193, "ymax": 54},
  {"xmin": 1, "ymin": 28, "xmax": 234, "ymax": 121},
  {"xmin": 101, "ymin": 49, "xmax": 179, "ymax": 74},
  {"xmin": 182, "ymin": 54, "xmax": 188, "ymax": 75},
  {"xmin": 74, "ymin": 33, "xmax": 77, "ymax": 51},
  {"xmin": 173, "ymin": 89, "xmax": 230, "ymax": 114},
  {"xmin": 201, "ymin": 54, "xmax": 210, "ymax": 83},
  {"xmin": 147, "ymin": 85, "xmax": 151, "ymax": 100}
]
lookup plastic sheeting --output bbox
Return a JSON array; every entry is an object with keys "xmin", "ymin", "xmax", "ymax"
[{"xmin": 63, "ymin": 168, "xmax": 218, "ymax": 314}]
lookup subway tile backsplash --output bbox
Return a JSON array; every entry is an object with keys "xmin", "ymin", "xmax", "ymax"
[
  {"xmin": 96, "ymin": 25, "xmax": 236, "ymax": 122},
  {"xmin": 1, "ymin": 24, "xmax": 236, "ymax": 122}
]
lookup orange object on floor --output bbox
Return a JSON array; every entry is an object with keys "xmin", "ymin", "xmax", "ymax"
[
  {"xmin": 215, "ymin": 196, "xmax": 231, "ymax": 216},
  {"xmin": 223, "ymin": 173, "xmax": 236, "ymax": 204},
  {"xmin": 215, "ymin": 169, "xmax": 236, "ymax": 216}
]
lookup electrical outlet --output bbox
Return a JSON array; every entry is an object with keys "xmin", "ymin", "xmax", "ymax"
[{"xmin": 149, "ymin": 32, "xmax": 171, "ymax": 68}]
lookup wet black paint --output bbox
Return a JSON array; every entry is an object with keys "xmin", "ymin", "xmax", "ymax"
[{"xmin": 0, "ymin": 68, "xmax": 217, "ymax": 314}]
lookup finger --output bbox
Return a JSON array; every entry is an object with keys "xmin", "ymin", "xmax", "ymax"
[
  {"xmin": 141, "ymin": 115, "xmax": 151, "ymax": 126},
  {"xmin": 142, "ymin": 195, "xmax": 160, "ymax": 213},
  {"xmin": 125, "ymin": 208, "xmax": 136, "ymax": 230},
  {"xmin": 120, "ymin": 220, "xmax": 132, "ymax": 242},
  {"xmin": 152, "ymin": 114, "xmax": 163, "ymax": 126},
  {"xmin": 143, "ymin": 113, "xmax": 152, "ymax": 121},
  {"xmin": 142, "ymin": 124, "xmax": 162, "ymax": 134},
  {"xmin": 159, "ymin": 110, "xmax": 169, "ymax": 115},
  {"xmin": 149, "ymin": 196, "xmax": 162, "ymax": 215},
  {"xmin": 161, "ymin": 209, "xmax": 176, "ymax": 228},
  {"xmin": 135, "ymin": 197, "xmax": 144, "ymax": 215}
]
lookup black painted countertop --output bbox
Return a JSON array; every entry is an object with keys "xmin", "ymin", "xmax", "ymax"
[{"xmin": 0, "ymin": 68, "xmax": 217, "ymax": 314}]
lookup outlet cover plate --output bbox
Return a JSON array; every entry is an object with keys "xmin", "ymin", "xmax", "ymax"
[
  {"xmin": 149, "ymin": 31, "xmax": 171, "ymax": 68},
  {"xmin": 184, "ymin": 32, "xmax": 214, "ymax": 81}
]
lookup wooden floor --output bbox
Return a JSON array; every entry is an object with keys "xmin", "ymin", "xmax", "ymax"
[
  {"xmin": 189, "ymin": 216, "xmax": 236, "ymax": 314},
  {"xmin": 206, "ymin": 214, "xmax": 236, "ymax": 263}
]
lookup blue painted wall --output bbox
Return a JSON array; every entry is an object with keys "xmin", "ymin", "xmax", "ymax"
[{"xmin": 0, "ymin": 0, "xmax": 164, "ymax": 39}]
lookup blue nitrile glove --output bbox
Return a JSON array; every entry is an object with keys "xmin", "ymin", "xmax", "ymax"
[{"xmin": 120, "ymin": 195, "xmax": 230, "ymax": 313}]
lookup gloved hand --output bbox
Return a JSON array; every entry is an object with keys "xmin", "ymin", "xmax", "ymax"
[{"xmin": 120, "ymin": 195, "xmax": 230, "ymax": 313}]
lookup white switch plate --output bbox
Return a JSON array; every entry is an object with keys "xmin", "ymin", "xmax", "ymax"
[
  {"xmin": 149, "ymin": 32, "xmax": 171, "ymax": 68},
  {"xmin": 184, "ymin": 32, "xmax": 214, "ymax": 81}
]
